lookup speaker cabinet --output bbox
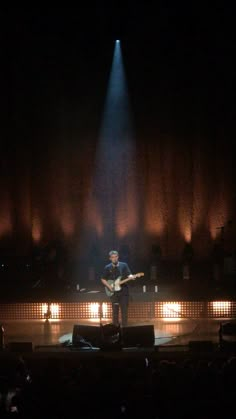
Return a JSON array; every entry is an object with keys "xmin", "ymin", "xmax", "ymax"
[
  {"xmin": 219, "ymin": 321, "xmax": 236, "ymax": 350},
  {"xmin": 7, "ymin": 342, "xmax": 33, "ymax": 352},
  {"xmin": 189, "ymin": 340, "xmax": 214, "ymax": 352},
  {"xmin": 72, "ymin": 325, "xmax": 101, "ymax": 347},
  {"xmin": 220, "ymin": 321, "xmax": 236, "ymax": 338},
  {"xmin": 122, "ymin": 325, "xmax": 155, "ymax": 347}
]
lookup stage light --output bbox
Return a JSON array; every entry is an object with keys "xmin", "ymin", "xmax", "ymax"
[
  {"xmin": 87, "ymin": 303, "xmax": 109, "ymax": 320},
  {"xmin": 162, "ymin": 303, "xmax": 181, "ymax": 319},
  {"xmin": 211, "ymin": 301, "xmax": 231, "ymax": 317},
  {"xmin": 42, "ymin": 304, "xmax": 51, "ymax": 320},
  {"xmin": 42, "ymin": 303, "xmax": 60, "ymax": 319},
  {"xmin": 102, "ymin": 302, "xmax": 108, "ymax": 317},
  {"xmin": 87, "ymin": 32, "xmax": 137, "ymax": 247},
  {"xmin": 50, "ymin": 303, "xmax": 60, "ymax": 317},
  {"xmin": 89, "ymin": 303, "xmax": 100, "ymax": 318}
]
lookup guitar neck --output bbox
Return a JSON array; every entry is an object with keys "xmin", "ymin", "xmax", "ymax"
[{"xmin": 119, "ymin": 276, "xmax": 136, "ymax": 285}]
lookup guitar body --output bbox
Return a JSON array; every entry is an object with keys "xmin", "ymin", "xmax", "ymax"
[
  {"xmin": 105, "ymin": 277, "xmax": 122, "ymax": 297},
  {"xmin": 105, "ymin": 273, "xmax": 144, "ymax": 297}
]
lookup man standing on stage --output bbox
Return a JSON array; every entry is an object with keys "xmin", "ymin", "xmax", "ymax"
[{"xmin": 101, "ymin": 250, "xmax": 134, "ymax": 327}]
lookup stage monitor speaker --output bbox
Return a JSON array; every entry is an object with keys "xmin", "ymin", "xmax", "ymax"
[
  {"xmin": 188, "ymin": 340, "xmax": 214, "ymax": 352},
  {"xmin": 219, "ymin": 321, "xmax": 236, "ymax": 350},
  {"xmin": 8, "ymin": 342, "xmax": 33, "ymax": 353},
  {"xmin": 72, "ymin": 325, "xmax": 101, "ymax": 347},
  {"xmin": 122, "ymin": 325, "xmax": 155, "ymax": 347}
]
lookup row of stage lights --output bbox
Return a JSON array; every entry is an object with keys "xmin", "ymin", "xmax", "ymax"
[{"xmin": 41, "ymin": 301, "xmax": 233, "ymax": 320}]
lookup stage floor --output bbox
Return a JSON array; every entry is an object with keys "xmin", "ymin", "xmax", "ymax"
[{"xmin": 1, "ymin": 318, "xmax": 224, "ymax": 350}]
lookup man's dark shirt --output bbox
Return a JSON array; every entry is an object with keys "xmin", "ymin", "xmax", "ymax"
[{"xmin": 102, "ymin": 261, "xmax": 132, "ymax": 296}]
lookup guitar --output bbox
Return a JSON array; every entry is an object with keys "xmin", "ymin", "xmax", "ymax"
[{"xmin": 105, "ymin": 272, "xmax": 144, "ymax": 297}]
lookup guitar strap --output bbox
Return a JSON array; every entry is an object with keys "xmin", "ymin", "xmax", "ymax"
[{"xmin": 117, "ymin": 263, "xmax": 122, "ymax": 278}]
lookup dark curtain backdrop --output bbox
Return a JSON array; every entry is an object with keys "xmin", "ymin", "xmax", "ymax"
[{"xmin": 0, "ymin": 128, "xmax": 235, "ymax": 261}]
